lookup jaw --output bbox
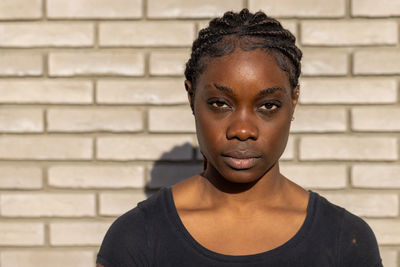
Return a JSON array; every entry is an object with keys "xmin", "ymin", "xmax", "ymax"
[{"xmin": 202, "ymin": 157, "xmax": 281, "ymax": 193}]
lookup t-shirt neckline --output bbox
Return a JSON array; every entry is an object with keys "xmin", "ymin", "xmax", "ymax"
[{"xmin": 162, "ymin": 187, "xmax": 317, "ymax": 263}]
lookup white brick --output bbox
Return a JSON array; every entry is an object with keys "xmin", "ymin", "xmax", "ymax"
[
  {"xmin": 280, "ymin": 164, "xmax": 347, "ymax": 189},
  {"xmin": 249, "ymin": 0, "xmax": 345, "ymax": 18},
  {"xmin": 367, "ymin": 219, "xmax": 400, "ymax": 245},
  {"xmin": 100, "ymin": 192, "xmax": 147, "ymax": 216},
  {"xmin": 50, "ymin": 222, "xmax": 111, "ymax": 245},
  {"xmin": 49, "ymin": 52, "xmax": 144, "ymax": 77},
  {"xmin": 48, "ymin": 165, "xmax": 145, "ymax": 188},
  {"xmin": 352, "ymin": 0, "xmax": 400, "ymax": 17},
  {"xmin": 150, "ymin": 51, "xmax": 189, "ymax": 76},
  {"xmin": 0, "ymin": 108, "xmax": 43, "ymax": 132},
  {"xmin": 0, "ymin": 136, "xmax": 92, "ymax": 160},
  {"xmin": 148, "ymin": 0, "xmax": 243, "ymax": 18},
  {"xmin": 323, "ymin": 193, "xmax": 398, "ymax": 217},
  {"xmin": 149, "ymin": 107, "xmax": 195, "ymax": 132},
  {"xmin": 0, "ymin": 166, "xmax": 42, "ymax": 189},
  {"xmin": 380, "ymin": 249, "xmax": 398, "ymax": 267},
  {"xmin": 354, "ymin": 50, "xmax": 400, "ymax": 75},
  {"xmin": 148, "ymin": 164, "xmax": 203, "ymax": 189},
  {"xmin": 352, "ymin": 165, "xmax": 400, "ymax": 188},
  {"xmin": 300, "ymin": 78, "xmax": 397, "ymax": 104},
  {"xmin": 280, "ymin": 135, "xmax": 294, "ymax": 160},
  {"xmin": 47, "ymin": 0, "xmax": 141, "ymax": 18},
  {"xmin": 0, "ymin": 23, "xmax": 93, "ymax": 47},
  {"xmin": 291, "ymin": 107, "xmax": 346, "ymax": 133},
  {"xmin": 0, "ymin": 53, "xmax": 42, "ymax": 76},
  {"xmin": 97, "ymin": 80, "xmax": 187, "ymax": 104},
  {"xmin": 47, "ymin": 108, "xmax": 143, "ymax": 132},
  {"xmin": 0, "ymin": 193, "xmax": 95, "ymax": 217},
  {"xmin": 352, "ymin": 107, "xmax": 400, "ymax": 131},
  {"xmin": 1, "ymin": 251, "xmax": 94, "ymax": 267},
  {"xmin": 0, "ymin": 222, "xmax": 44, "ymax": 245},
  {"xmin": 0, "ymin": 80, "xmax": 92, "ymax": 104},
  {"xmin": 280, "ymin": 20, "xmax": 297, "ymax": 38},
  {"xmin": 0, "ymin": 0, "xmax": 41, "ymax": 19},
  {"xmin": 301, "ymin": 50, "xmax": 348, "ymax": 76},
  {"xmin": 301, "ymin": 20, "xmax": 398, "ymax": 46},
  {"xmin": 99, "ymin": 22, "xmax": 195, "ymax": 47},
  {"xmin": 300, "ymin": 136, "xmax": 398, "ymax": 161},
  {"xmin": 197, "ymin": 21, "xmax": 210, "ymax": 32},
  {"xmin": 97, "ymin": 136, "xmax": 194, "ymax": 160}
]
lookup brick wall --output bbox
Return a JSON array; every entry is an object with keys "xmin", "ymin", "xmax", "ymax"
[{"xmin": 0, "ymin": 0, "xmax": 399, "ymax": 266}]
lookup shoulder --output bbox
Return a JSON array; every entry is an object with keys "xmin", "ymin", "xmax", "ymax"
[
  {"xmin": 338, "ymin": 209, "xmax": 382, "ymax": 266},
  {"xmin": 96, "ymin": 206, "xmax": 148, "ymax": 267},
  {"xmin": 314, "ymin": 193, "xmax": 382, "ymax": 267},
  {"xmin": 96, "ymin": 189, "xmax": 168, "ymax": 267},
  {"xmin": 104, "ymin": 188, "xmax": 165, "ymax": 241}
]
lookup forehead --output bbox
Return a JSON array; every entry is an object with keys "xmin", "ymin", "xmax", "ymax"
[{"xmin": 196, "ymin": 48, "xmax": 291, "ymax": 95}]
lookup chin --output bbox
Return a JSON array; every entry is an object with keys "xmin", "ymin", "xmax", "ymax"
[
  {"xmin": 217, "ymin": 166, "xmax": 267, "ymax": 184},
  {"xmin": 231, "ymin": 171, "xmax": 265, "ymax": 183}
]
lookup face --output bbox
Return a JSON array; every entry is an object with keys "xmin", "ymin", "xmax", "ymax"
[{"xmin": 186, "ymin": 48, "xmax": 299, "ymax": 184}]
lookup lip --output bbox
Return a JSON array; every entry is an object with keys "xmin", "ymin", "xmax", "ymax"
[
  {"xmin": 222, "ymin": 150, "xmax": 261, "ymax": 159},
  {"xmin": 222, "ymin": 156, "xmax": 260, "ymax": 169},
  {"xmin": 221, "ymin": 150, "xmax": 262, "ymax": 169}
]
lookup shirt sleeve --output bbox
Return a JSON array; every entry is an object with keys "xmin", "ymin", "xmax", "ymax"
[
  {"xmin": 96, "ymin": 207, "xmax": 150, "ymax": 267},
  {"xmin": 338, "ymin": 210, "xmax": 382, "ymax": 267}
]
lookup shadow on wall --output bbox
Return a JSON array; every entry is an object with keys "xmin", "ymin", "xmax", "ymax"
[{"xmin": 145, "ymin": 142, "xmax": 204, "ymax": 197}]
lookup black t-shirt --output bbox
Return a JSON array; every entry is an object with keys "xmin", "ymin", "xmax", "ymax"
[{"xmin": 97, "ymin": 187, "xmax": 382, "ymax": 267}]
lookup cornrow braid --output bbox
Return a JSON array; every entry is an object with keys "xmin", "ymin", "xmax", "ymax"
[{"xmin": 184, "ymin": 8, "xmax": 302, "ymax": 96}]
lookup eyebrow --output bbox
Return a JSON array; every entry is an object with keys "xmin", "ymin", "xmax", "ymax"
[
  {"xmin": 213, "ymin": 83, "xmax": 236, "ymax": 96},
  {"xmin": 213, "ymin": 83, "xmax": 285, "ymax": 97},
  {"xmin": 257, "ymin": 87, "xmax": 286, "ymax": 97}
]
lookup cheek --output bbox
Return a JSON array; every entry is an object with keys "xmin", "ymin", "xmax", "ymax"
[
  {"xmin": 194, "ymin": 105, "xmax": 227, "ymax": 161},
  {"xmin": 258, "ymin": 115, "xmax": 291, "ymax": 151},
  {"xmin": 270, "ymin": 117, "xmax": 292, "ymax": 155},
  {"xmin": 195, "ymin": 113, "xmax": 223, "ymax": 155}
]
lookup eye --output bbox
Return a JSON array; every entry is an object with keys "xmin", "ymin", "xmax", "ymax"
[
  {"xmin": 259, "ymin": 103, "xmax": 279, "ymax": 111},
  {"xmin": 209, "ymin": 100, "xmax": 230, "ymax": 110}
]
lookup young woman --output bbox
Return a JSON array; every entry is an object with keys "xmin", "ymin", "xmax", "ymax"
[{"xmin": 96, "ymin": 9, "xmax": 382, "ymax": 266}]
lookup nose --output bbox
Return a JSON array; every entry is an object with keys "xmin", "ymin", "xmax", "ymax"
[{"xmin": 226, "ymin": 112, "xmax": 259, "ymax": 141}]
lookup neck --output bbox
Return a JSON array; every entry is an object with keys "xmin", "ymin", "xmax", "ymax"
[{"xmin": 199, "ymin": 162, "xmax": 287, "ymax": 214}]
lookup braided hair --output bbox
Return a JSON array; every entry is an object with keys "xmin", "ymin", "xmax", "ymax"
[{"xmin": 184, "ymin": 8, "xmax": 302, "ymax": 99}]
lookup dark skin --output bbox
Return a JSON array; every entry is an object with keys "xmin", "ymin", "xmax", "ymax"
[
  {"xmin": 97, "ymin": 48, "xmax": 308, "ymax": 266},
  {"xmin": 172, "ymin": 48, "xmax": 309, "ymax": 255}
]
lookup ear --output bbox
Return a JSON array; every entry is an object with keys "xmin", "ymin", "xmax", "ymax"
[
  {"xmin": 291, "ymin": 85, "xmax": 300, "ymax": 120},
  {"xmin": 291, "ymin": 85, "xmax": 300, "ymax": 108},
  {"xmin": 185, "ymin": 80, "xmax": 195, "ymax": 114}
]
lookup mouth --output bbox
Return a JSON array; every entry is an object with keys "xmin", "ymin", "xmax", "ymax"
[
  {"xmin": 222, "ymin": 156, "xmax": 260, "ymax": 170},
  {"xmin": 221, "ymin": 151, "xmax": 262, "ymax": 170}
]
